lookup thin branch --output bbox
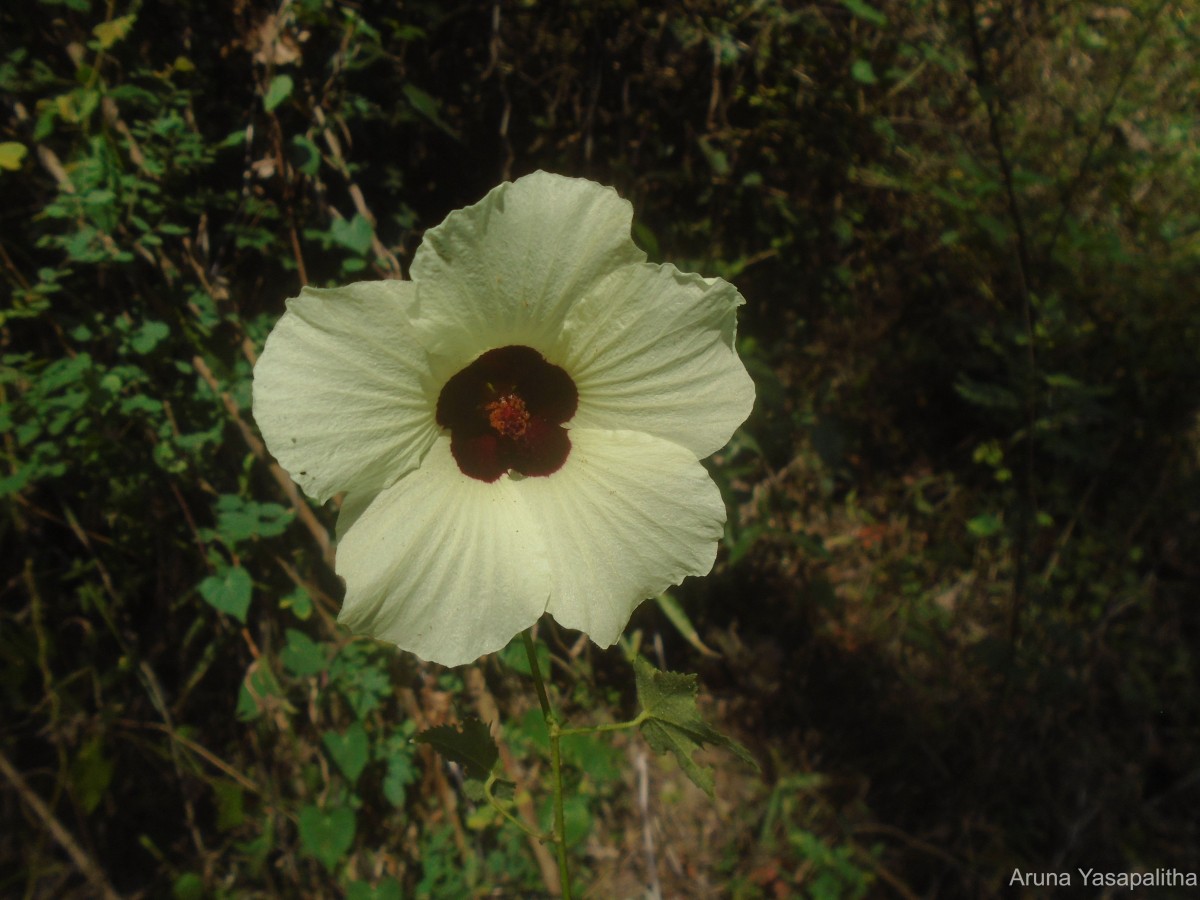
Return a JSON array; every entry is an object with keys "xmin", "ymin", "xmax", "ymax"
[
  {"xmin": 962, "ymin": 0, "xmax": 1038, "ymax": 648},
  {"xmin": 0, "ymin": 749, "xmax": 122, "ymax": 900},
  {"xmin": 191, "ymin": 354, "xmax": 334, "ymax": 568}
]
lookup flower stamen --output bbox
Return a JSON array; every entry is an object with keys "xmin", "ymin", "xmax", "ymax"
[{"xmin": 486, "ymin": 393, "xmax": 530, "ymax": 439}]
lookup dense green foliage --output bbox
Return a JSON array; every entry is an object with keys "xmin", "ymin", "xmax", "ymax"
[{"xmin": 3, "ymin": 0, "xmax": 1198, "ymax": 896}]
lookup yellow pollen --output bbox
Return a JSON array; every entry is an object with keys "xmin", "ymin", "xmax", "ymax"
[{"xmin": 485, "ymin": 393, "xmax": 530, "ymax": 438}]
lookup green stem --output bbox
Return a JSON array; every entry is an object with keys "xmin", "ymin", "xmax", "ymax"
[
  {"xmin": 558, "ymin": 710, "xmax": 649, "ymax": 738},
  {"xmin": 522, "ymin": 630, "xmax": 553, "ymax": 719},
  {"xmin": 522, "ymin": 629, "xmax": 572, "ymax": 900},
  {"xmin": 483, "ymin": 773, "xmax": 546, "ymax": 842}
]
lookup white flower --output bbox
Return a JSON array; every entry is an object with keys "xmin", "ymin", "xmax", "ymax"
[{"xmin": 252, "ymin": 171, "xmax": 754, "ymax": 666}]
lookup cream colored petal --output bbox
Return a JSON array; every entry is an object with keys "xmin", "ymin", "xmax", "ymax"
[
  {"xmin": 408, "ymin": 171, "xmax": 646, "ymax": 379},
  {"xmin": 336, "ymin": 437, "xmax": 551, "ymax": 666},
  {"xmin": 334, "ymin": 490, "xmax": 373, "ymax": 543},
  {"xmin": 516, "ymin": 428, "xmax": 727, "ymax": 647},
  {"xmin": 561, "ymin": 263, "xmax": 755, "ymax": 459},
  {"xmin": 252, "ymin": 281, "xmax": 440, "ymax": 504}
]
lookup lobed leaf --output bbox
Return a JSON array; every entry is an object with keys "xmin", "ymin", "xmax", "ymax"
[{"xmin": 633, "ymin": 656, "xmax": 757, "ymax": 798}]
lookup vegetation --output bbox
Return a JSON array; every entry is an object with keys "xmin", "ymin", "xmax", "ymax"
[{"xmin": 3, "ymin": 0, "xmax": 1198, "ymax": 896}]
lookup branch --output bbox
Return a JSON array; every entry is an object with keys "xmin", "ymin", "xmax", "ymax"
[
  {"xmin": 962, "ymin": 0, "xmax": 1038, "ymax": 648},
  {"xmin": 0, "ymin": 750, "xmax": 121, "ymax": 900}
]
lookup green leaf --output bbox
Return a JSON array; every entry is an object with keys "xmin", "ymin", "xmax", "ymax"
[
  {"xmin": 323, "ymin": 721, "xmax": 369, "ymax": 784},
  {"xmin": 383, "ymin": 750, "xmax": 416, "ymax": 807},
  {"xmin": 632, "ymin": 221, "xmax": 660, "ymax": 259},
  {"xmin": 414, "ymin": 717, "xmax": 498, "ymax": 780},
  {"xmin": 0, "ymin": 466, "xmax": 33, "ymax": 496},
  {"xmin": 498, "ymin": 633, "xmax": 550, "ymax": 677},
  {"xmin": 850, "ymin": 59, "xmax": 878, "ymax": 84},
  {"xmin": 697, "ymin": 136, "xmax": 729, "ymax": 175},
  {"xmin": 298, "ymin": 805, "xmax": 355, "ymax": 873},
  {"xmin": 330, "ymin": 644, "xmax": 392, "ymax": 718},
  {"xmin": 212, "ymin": 780, "xmax": 245, "ymax": 831},
  {"xmin": 347, "ymin": 878, "xmax": 403, "ymax": 900},
  {"xmin": 967, "ymin": 513, "xmax": 1003, "ymax": 538},
  {"xmin": 93, "ymin": 14, "xmax": 136, "ymax": 50},
  {"xmin": 198, "ymin": 565, "xmax": 252, "ymax": 622},
  {"xmin": 172, "ymin": 873, "xmax": 204, "ymax": 900},
  {"xmin": 290, "ymin": 133, "xmax": 322, "ymax": 175},
  {"xmin": 263, "ymin": 74, "xmax": 294, "ymax": 112},
  {"xmin": 280, "ymin": 585, "xmax": 313, "ymax": 620},
  {"xmin": 539, "ymin": 793, "xmax": 592, "ymax": 847},
  {"xmin": 561, "ymin": 732, "xmax": 622, "ymax": 783},
  {"xmin": 129, "ymin": 320, "xmax": 169, "ymax": 354},
  {"xmin": 841, "ymin": 0, "xmax": 887, "ymax": 27},
  {"xmin": 212, "ymin": 494, "xmax": 292, "ymax": 542},
  {"xmin": 0, "ymin": 142, "xmax": 26, "ymax": 172},
  {"xmin": 281, "ymin": 628, "xmax": 327, "ymax": 677},
  {"xmin": 330, "ymin": 214, "xmax": 374, "ymax": 255},
  {"xmin": 402, "ymin": 83, "xmax": 459, "ymax": 139},
  {"xmin": 655, "ymin": 593, "xmax": 718, "ymax": 658},
  {"xmin": 71, "ymin": 734, "xmax": 114, "ymax": 813},
  {"xmin": 235, "ymin": 662, "xmax": 287, "ymax": 722},
  {"xmin": 235, "ymin": 816, "xmax": 274, "ymax": 874},
  {"xmin": 633, "ymin": 657, "xmax": 757, "ymax": 798}
]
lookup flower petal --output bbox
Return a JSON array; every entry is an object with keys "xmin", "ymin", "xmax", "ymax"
[
  {"xmin": 408, "ymin": 171, "xmax": 646, "ymax": 378},
  {"xmin": 252, "ymin": 281, "xmax": 440, "ymax": 503},
  {"xmin": 516, "ymin": 428, "xmax": 727, "ymax": 647},
  {"xmin": 561, "ymin": 263, "xmax": 756, "ymax": 459},
  {"xmin": 336, "ymin": 437, "xmax": 551, "ymax": 666}
]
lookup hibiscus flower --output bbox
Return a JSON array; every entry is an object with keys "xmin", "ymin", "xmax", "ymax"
[{"xmin": 252, "ymin": 171, "xmax": 754, "ymax": 666}]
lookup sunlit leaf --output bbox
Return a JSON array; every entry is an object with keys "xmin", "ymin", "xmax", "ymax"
[
  {"xmin": 0, "ymin": 142, "xmax": 26, "ymax": 172},
  {"xmin": 93, "ymin": 14, "xmax": 136, "ymax": 50}
]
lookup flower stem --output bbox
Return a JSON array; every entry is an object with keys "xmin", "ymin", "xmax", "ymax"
[
  {"xmin": 522, "ymin": 629, "xmax": 572, "ymax": 899},
  {"xmin": 522, "ymin": 630, "xmax": 553, "ymax": 719}
]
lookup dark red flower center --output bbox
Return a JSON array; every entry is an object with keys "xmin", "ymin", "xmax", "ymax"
[{"xmin": 435, "ymin": 345, "xmax": 578, "ymax": 483}]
